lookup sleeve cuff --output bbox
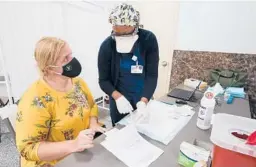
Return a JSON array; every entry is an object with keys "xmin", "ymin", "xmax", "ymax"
[
  {"xmin": 90, "ymin": 103, "xmax": 98, "ymax": 117},
  {"xmin": 28, "ymin": 142, "xmax": 41, "ymax": 161},
  {"xmin": 106, "ymin": 87, "xmax": 115, "ymax": 97},
  {"xmin": 142, "ymin": 94, "xmax": 152, "ymax": 102}
]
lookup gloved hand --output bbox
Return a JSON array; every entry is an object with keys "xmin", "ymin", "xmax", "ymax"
[
  {"xmin": 136, "ymin": 101, "xmax": 150, "ymax": 123},
  {"xmin": 136, "ymin": 101, "xmax": 147, "ymax": 112},
  {"xmin": 115, "ymin": 96, "xmax": 133, "ymax": 114}
]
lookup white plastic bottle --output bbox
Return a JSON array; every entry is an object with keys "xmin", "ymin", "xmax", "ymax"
[{"xmin": 197, "ymin": 91, "xmax": 216, "ymax": 130}]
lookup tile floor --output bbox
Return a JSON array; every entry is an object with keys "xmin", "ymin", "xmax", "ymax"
[
  {"xmin": 0, "ymin": 121, "xmax": 19, "ymax": 167},
  {"xmin": 0, "ymin": 107, "xmax": 111, "ymax": 167}
]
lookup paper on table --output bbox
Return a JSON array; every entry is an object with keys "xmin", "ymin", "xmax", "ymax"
[
  {"xmin": 118, "ymin": 100, "xmax": 176, "ymax": 125},
  {"xmin": 118, "ymin": 100, "xmax": 195, "ymax": 145},
  {"xmin": 104, "ymin": 128, "xmax": 119, "ymax": 139},
  {"xmin": 211, "ymin": 114, "xmax": 215, "ymax": 125},
  {"xmin": 138, "ymin": 106, "xmax": 194, "ymax": 144},
  {"xmin": 101, "ymin": 125, "xmax": 164, "ymax": 167}
]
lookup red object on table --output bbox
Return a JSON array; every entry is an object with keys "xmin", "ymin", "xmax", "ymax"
[
  {"xmin": 247, "ymin": 131, "xmax": 256, "ymax": 145},
  {"xmin": 212, "ymin": 145, "xmax": 256, "ymax": 167}
]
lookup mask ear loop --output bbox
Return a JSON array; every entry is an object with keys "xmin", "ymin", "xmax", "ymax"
[
  {"xmin": 43, "ymin": 65, "xmax": 62, "ymax": 75},
  {"xmin": 41, "ymin": 66, "xmax": 49, "ymax": 77}
]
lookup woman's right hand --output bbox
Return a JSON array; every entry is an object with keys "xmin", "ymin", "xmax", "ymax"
[
  {"xmin": 71, "ymin": 129, "xmax": 95, "ymax": 152},
  {"xmin": 115, "ymin": 95, "xmax": 133, "ymax": 114},
  {"xmin": 112, "ymin": 91, "xmax": 133, "ymax": 114}
]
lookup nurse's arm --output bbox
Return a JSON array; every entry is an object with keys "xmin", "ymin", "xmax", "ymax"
[
  {"xmin": 98, "ymin": 39, "xmax": 117, "ymax": 97},
  {"xmin": 141, "ymin": 33, "xmax": 159, "ymax": 101}
]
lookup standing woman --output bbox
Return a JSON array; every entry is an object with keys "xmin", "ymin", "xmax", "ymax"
[{"xmin": 98, "ymin": 3, "xmax": 159, "ymax": 126}]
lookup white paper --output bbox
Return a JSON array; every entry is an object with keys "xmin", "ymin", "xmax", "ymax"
[
  {"xmin": 101, "ymin": 125, "xmax": 163, "ymax": 167},
  {"xmin": 118, "ymin": 100, "xmax": 195, "ymax": 145},
  {"xmin": 104, "ymin": 128, "xmax": 119, "ymax": 139},
  {"xmin": 211, "ymin": 114, "xmax": 215, "ymax": 125}
]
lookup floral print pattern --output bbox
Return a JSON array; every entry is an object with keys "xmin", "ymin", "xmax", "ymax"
[
  {"xmin": 16, "ymin": 78, "xmax": 98, "ymax": 167},
  {"xmin": 20, "ymin": 143, "xmax": 37, "ymax": 161},
  {"xmin": 35, "ymin": 161, "xmax": 54, "ymax": 167},
  {"xmin": 22, "ymin": 131, "xmax": 48, "ymax": 144},
  {"xmin": 32, "ymin": 97, "xmax": 45, "ymax": 108},
  {"xmin": 32, "ymin": 93, "xmax": 53, "ymax": 108},
  {"xmin": 109, "ymin": 3, "xmax": 140, "ymax": 27},
  {"xmin": 16, "ymin": 110, "xmax": 23, "ymax": 122},
  {"xmin": 64, "ymin": 81, "xmax": 89, "ymax": 120},
  {"xmin": 42, "ymin": 93, "xmax": 53, "ymax": 102},
  {"xmin": 61, "ymin": 129, "xmax": 74, "ymax": 140},
  {"xmin": 35, "ymin": 119, "xmax": 60, "ymax": 129}
]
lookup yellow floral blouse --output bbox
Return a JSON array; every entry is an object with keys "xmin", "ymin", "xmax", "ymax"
[{"xmin": 16, "ymin": 77, "xmax": 98, "ymax": 167}]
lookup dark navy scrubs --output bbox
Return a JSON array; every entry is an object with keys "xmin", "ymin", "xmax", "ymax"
[{"xmin": 109, "ymin": 46, "xmax": 145, "ymax": 126}]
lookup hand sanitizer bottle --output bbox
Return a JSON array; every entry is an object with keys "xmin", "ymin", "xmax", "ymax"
[{"xmin": 197, "ymin": 91, "xmax": 216, "ymax": 130}]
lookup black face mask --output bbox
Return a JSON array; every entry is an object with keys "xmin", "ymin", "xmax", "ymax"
[{"xmin": 61, "ymin": 57, "xmax": 82, "ymax": 78}]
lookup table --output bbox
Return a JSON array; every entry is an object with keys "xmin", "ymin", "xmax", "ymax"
[{"xmin": 56, "ymin": 86, "xmax": 251, "ymax": 167}]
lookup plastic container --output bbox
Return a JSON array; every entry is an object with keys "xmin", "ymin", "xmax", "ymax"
[
  {"xmin": 210, "ymin": 114, "xmax": 256, "ymax": 167},
  {"xmin": 184, "ymin": 78, "xmax": 208, "ymax": 91},
  {"xmin": 197, "ymin": 91, "xmax": 216, "ymax": 130},
  {"xmin": 178, "ymin": 141, "xmax": 210, "ymax": 167}
]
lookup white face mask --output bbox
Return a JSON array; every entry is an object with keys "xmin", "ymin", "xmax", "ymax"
[{"xmin": 115, "ymin": 35, "xmax": 138, "ymax": 53}]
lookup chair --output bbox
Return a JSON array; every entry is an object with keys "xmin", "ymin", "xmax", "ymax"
[{"xmin": 0, "ymin": 104, "xmax": 17, "ymax": 143}]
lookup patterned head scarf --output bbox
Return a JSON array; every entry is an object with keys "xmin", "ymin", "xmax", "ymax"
[{"xmin": 109, "ymin": 3, "xmax": 141, "ymax": 27}]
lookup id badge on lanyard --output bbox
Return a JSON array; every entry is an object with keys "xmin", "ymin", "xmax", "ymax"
[{"xmin": 131, "ymin": 55, "xmax": 143, "ymax": 74}]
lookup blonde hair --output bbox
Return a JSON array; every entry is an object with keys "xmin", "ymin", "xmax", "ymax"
[{"xmin": 34, "ymin": 37, "xmax": 66, "ymax": 75}]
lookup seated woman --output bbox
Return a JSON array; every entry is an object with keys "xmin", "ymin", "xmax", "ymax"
[{"xmin": 16, "ymin": 37, "xmax": 105, "ymax": 167}]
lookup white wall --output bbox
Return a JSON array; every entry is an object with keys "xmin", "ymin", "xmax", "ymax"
[
  {"xmin": 0, "ymin": 65, "xmax": 2, "ymax": 75},
  {"xmin": 61, "ymin": 2, "xmax": 111, "ymax": 99},
  {"xmin": 176, "ymin": 1, "xmax": 256, "ymax": 54},
  {"xmin": 1, "ymin": 1, "xmax": 255, "ymax": 99},
  {"xmin": 0, "ymin": 2, "xmax": 109, "ymax": 99},
  {"xmin": 0, "ymin": 2, "xmax": 64, "ymax": 98}
]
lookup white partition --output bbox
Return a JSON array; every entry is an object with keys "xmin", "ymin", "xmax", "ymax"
[
  {"xmin": 0, "ymin": 2, "xmax": 111, "ymax": 102},
  {"xmin": 0, "ymin": 2, "xmax": 64, "ymax": 99},
  {"xmin": 61, "ymin": 2, "xmax": 111, "ymax": 99}
]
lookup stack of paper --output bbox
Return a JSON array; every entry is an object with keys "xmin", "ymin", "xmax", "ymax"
[
  {"xmin": 118, "ymin": 100, "xmax": 195, "ymax": 145},
  {"xmin": 101, "ymin": 125, "xmax": 164, "ymax": 167}
]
